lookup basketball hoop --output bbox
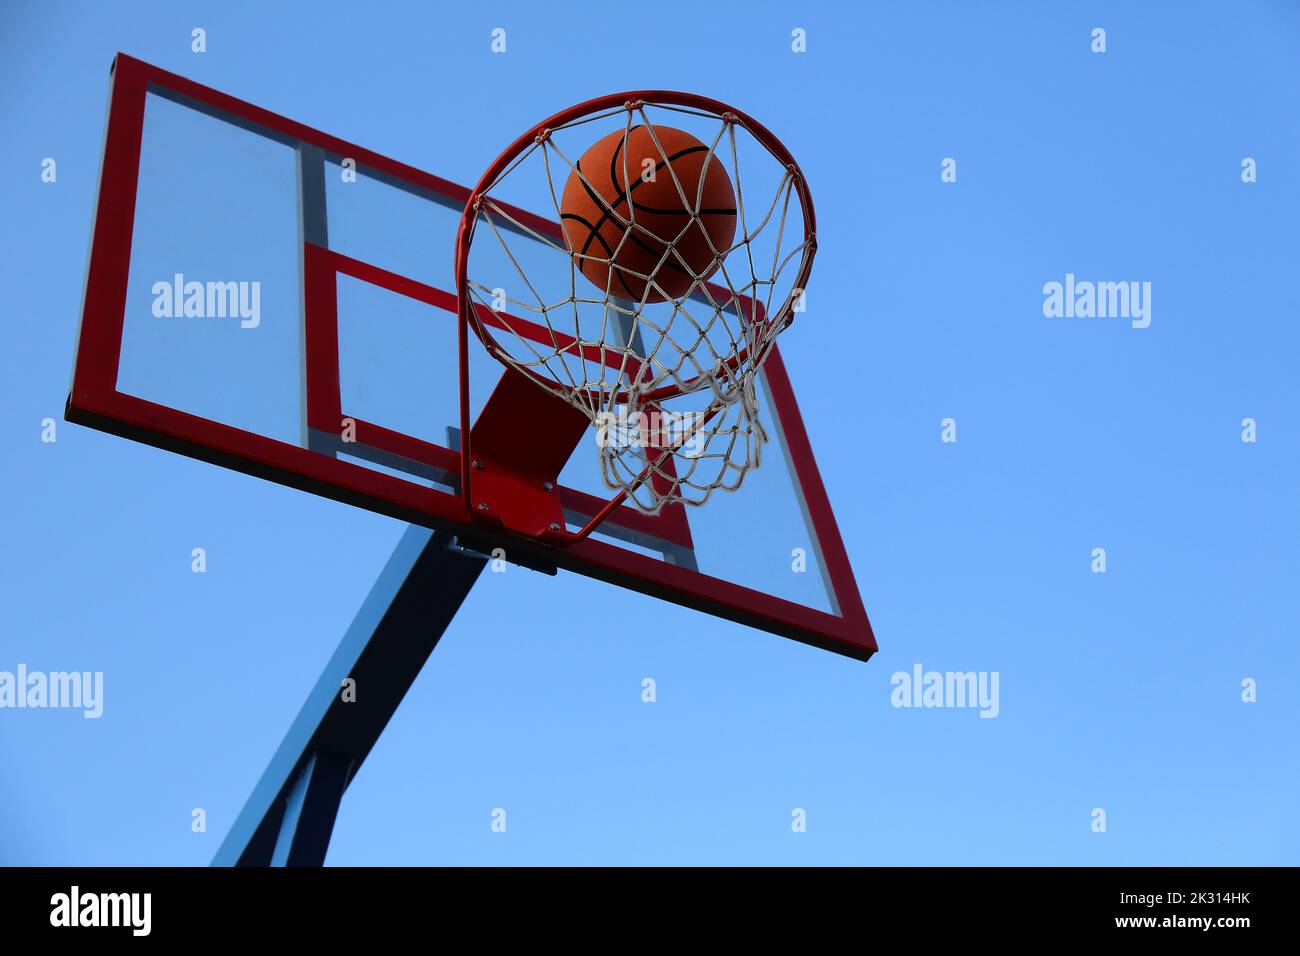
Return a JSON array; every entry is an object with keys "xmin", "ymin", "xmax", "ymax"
[{"xmin": 454, "ymin": 91, "xmax": 816, "ymax": 537}]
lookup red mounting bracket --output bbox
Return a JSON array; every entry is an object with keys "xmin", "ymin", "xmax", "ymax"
[{"xmin": 466, "ymin": 368, "xmax": 591, "ymax": 543}]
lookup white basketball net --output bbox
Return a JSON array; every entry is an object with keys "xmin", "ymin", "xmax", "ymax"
[{"xmin": 463, "ymin": 99, "xmax": 812, "ymax": 514}]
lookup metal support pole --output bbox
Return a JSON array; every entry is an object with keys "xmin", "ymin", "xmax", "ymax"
[
  {"xmin": 212, "ymin": 525, "xmax": 486, "ymax": 866},
  {"xmin": 269, "ymin": 751, "xmax": 352, "ymax": 866}
]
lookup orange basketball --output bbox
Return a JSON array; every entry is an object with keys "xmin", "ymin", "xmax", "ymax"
[{"xmin": 560, "ymin": 125, "xmax": 737, "ymax": 303}]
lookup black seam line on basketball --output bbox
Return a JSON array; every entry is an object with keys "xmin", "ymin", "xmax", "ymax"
[
  {"xmin": 571, "ymin": 135, "xmax": 725, "ymax": 293},
  {"xmin": 570, "ymin": 135, "xmax": 635, "ymax": 261},
  {"xmin": 574, "ymin": 159, "xmax": 610, "ymax": 260},
  {"xmin": 594, "ymin": 140, "xmax": 730, "ymax": 241},
  {"xmin": 609, "ymin": 143, "xmax": 718, "ymax": 217},
  {"xmin": 562, "ymin": 210, "xmax": 607, "ymax": 257},
  {"xmin": 608, "ymin": 129, "xmax": 632, "ymax": 212},
  {"xmin": 572, "ymin": 210, "xmax": 695, "ymax": 290},
  {"xmin": 606, "ymin": 140, "xmax": 733, "ymax": 284},
  {"xmin": 563, "ymin": 211, "xmax": 624, "ymax": 278},
  {"xmin": 594, "ymin": 147, "xmax": 736, "ymax": 216},
  {"xmin": 571, "ymin": 177, "xmax": 727, "ymax": 276},
  {"xmin": 605, "ymin": 141, "xmax": 731, "ymax": 290},
  {"xmin": 616, "ymin": 141, "xmax": 736, "ymax": 215},
  {"xmin": 574, "ymin": 161, "xmax": 613, "ymax": 261},
  {"xmin": 567, "ymin": 211, "xmax": 640, "ymax": 300}
]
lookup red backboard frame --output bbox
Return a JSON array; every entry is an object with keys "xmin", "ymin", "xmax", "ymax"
[{"xmin": 66, "ymin": 53, "xmax": 877, "ymax": 661}]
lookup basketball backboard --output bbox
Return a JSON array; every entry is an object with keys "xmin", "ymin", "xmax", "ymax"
[{"xmin": 68, "ymin": 55, "xmax": 876, "ymax": 660}]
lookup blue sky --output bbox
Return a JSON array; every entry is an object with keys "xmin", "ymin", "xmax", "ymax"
[{"xmin": 1, "ymin": 0, "xmax": 1297, "ymax": 865}]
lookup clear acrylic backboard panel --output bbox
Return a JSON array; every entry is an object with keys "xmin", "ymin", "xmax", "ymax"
[{"xmin": 70, "ymin": 56, "xmax": 875, "ymax": 659}]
